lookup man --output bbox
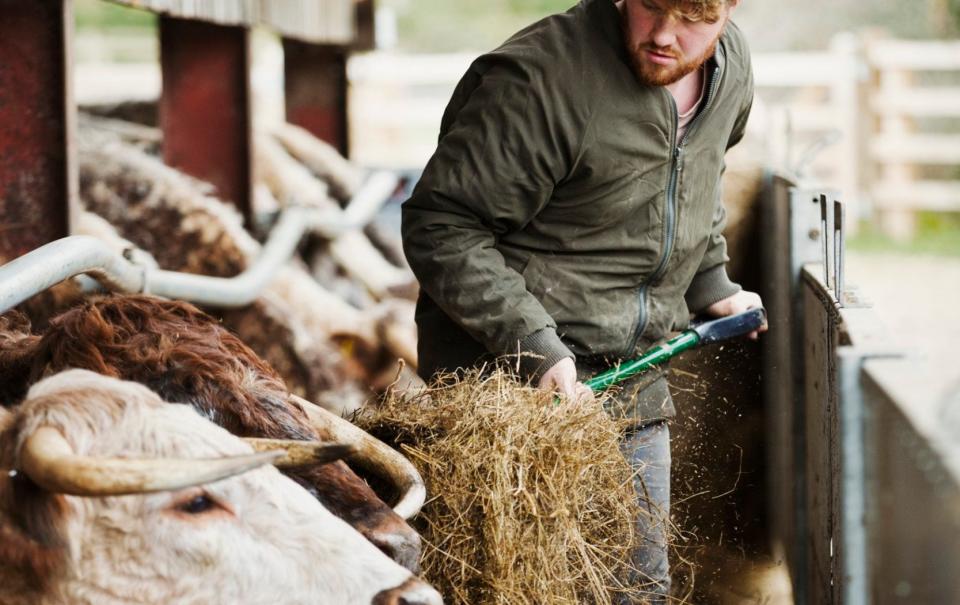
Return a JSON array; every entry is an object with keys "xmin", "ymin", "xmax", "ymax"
[{"xmin": 402, "ymin": 0, "xmax": 765, "ymax": 601}]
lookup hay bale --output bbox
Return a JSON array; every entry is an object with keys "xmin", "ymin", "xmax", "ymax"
[{"xmin": 357, "ymin": 369, "xmax": 646, "ymax": 605}]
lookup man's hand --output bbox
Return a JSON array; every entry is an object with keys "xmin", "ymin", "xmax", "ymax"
[
  {"xmin": 537, "ymin": 357, "xmax": 594, "ymax": 403},
  {"xmin": 704, "ymin": 290, "xmax": 768, "ymax": 340}
]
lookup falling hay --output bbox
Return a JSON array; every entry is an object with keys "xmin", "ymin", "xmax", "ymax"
[{"xmin": 357, "ymin": 368, "xmax": 650, "ymax": 605}]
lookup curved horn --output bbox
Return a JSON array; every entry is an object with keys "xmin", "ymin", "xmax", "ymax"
[
  {"xmin": 243, "ymin": 438, "xmax": 356, "ymax": 468},
  {"xmin": 291, "ymin": 395, "xmax": 426, "ymax": 520},
  {"xmin": 21, "ymin": 427, "xmax": 282, "ymax": 497}
]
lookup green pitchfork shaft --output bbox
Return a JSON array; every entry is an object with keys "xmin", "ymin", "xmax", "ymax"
[
  {"xmin": 582, "ymin": 307, "xmax": 767, "ymax": 392},
  {"xmin": 583, "ymin": 331, "xmax": 700, "ymax": 391}
]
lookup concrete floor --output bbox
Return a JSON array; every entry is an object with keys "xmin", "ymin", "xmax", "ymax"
[{"xmin": 846, "ymin": 251, "xmax": 960, "ymax": 400}]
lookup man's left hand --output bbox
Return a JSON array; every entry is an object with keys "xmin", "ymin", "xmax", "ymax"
[{"xmin": 704, "ymin": 290, "xmax": 768, "ymax": 341}]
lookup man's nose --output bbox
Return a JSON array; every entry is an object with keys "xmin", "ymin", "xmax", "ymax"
[{"xmin": 650, "ymin": 14, "xmax": 678, "ymax": 49}]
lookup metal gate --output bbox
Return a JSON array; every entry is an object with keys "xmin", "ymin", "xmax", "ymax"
[{"xmin": 760, "ymin": 174, "xmax": 960, "ymax": 604}]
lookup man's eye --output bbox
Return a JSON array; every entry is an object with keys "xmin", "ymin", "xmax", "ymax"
[{"xmin": 176, "ymin": 495, "xmax": 217, "ymax": 515}]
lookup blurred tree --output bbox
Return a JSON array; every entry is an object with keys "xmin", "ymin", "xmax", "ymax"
[
  {"xmin": 949, "ymin": 0, "xmax": 960, "ymax": 30},
  {"xmin": 75, "ymin": 0, "xmax": 155, "ymax": 31}
]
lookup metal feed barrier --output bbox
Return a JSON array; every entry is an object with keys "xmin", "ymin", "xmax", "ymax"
[{"xmin": 760, "ymin": 174, "xmax": 960, "ymax": 604}]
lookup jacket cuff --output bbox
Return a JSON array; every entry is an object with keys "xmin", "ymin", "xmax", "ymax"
[
  {"xmin": 516, "ymin": 328, "xmax": 574, "ymax": 382},
  {"xmin": 684, "ymin": 264, "xmax": 742, "ymax": 313}
]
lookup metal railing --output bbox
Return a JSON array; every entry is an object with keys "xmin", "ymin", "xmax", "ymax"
[
  {"xmin": 760, "ymin": 174, "xmax": 960, "ymax": 604},
  {"xmin": 0, "ymin": 170, "xmax": 397, "ymax": 313}
]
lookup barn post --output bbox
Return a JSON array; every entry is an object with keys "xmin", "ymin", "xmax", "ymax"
[
  {"xmin": 282, "ymin": 0, "xmax": 376, "ymax": 157},
  {"xmin": 0, "ymin": 0, "xmax": 75, "ymax": 260},
  {"xmin": 282, "ymin": 41, "xmax": 350, "ymax": 156},
  {"xmin": 159, "ymin": 16, "xmax": 253, "ymax": 225}
]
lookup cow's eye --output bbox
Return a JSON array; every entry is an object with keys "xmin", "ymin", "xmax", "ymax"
[{"xmin": 176, "ymin": 495, "xmax": 217, "ymax": 515}]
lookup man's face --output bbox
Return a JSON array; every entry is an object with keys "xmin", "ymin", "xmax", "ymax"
[{"xmin": 620, "ymin": 0, "xmax": 736, "ymax": 86}]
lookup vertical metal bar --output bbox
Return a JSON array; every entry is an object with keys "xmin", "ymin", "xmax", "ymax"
[
  {"xmin": 0, "ymin": 0, "xmax": 73, "ymax": 260},
  {"xmin": 159, "ymin": 16, "xmax": 253, "ymax": 224},
  {"xmin": 283, "ymin": 39, "xmax": 349, "ymax": 156},
  {"xmin": 835, "ymin": 199, "xmax": 845, "ymax": 306},
  {"xmin": 838, "ymin": 352, "xmax": 867, "ymax": 605},
  {"xmin": 353, "ymin": 0, "xmax": 377, "ymax": 52},
  {"xmin": 791, "ymin": 187, "xmax": 815, "ymax": 605},
  {"xmin": 820, "ymin": 193, "xmax": 831, "ymax": 289}
]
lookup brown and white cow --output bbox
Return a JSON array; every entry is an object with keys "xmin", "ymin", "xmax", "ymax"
[
  {"xmin": 0, "ymin": 295, "xmax": 424, "ymax": 571},
  {"xmin": 0, "ymin": 369, "xmax": 442, "ymax": 605}
]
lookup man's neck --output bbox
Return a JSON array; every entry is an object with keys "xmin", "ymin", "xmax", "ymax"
[{"xmin": 665, "ymin": 65, "xmax": 705, "ymax": 116}]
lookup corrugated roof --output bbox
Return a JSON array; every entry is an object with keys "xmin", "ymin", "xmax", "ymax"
[{"xmin": 107, "ymin": 0, "xmax": 356, "ymax": 44}]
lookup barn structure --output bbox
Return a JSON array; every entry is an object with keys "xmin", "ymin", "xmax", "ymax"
[{"xmin": 0, "ymin": 1, "xmax": 957, "ymax": 604}]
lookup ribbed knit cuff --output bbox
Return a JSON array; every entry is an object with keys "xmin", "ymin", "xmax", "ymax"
[
  {"xmin": 684, "ymin": 264, "xmax": 742, "ymax": 313},
  {"xmin": 516, "ymin": 328, "xmax": 575, "ymax": 382}
]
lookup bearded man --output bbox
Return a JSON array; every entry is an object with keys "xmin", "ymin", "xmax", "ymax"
[{"xmin": 402, "ymin": 0, "xmax": 765, "ymax": 601}]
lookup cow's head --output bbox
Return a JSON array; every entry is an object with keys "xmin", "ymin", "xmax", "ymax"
[
  {"xmin": 1, "ymin": 295, "xmax": 425, "ymax": 571},
  {"xmin": 0, "ymin": 370, "xmax": 441, "ymax": 605}
]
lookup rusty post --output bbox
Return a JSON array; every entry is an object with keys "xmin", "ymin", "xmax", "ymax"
[
  {"xmin": 282, "ymin": 0, "xmax": 376, "ymax": 158},
  {"xmin": 0, "ymin": 0, "xmax": 73, "ymax": 260},
  {"xmin": 159, "ymin": 16, "xmax": 253, "ymax": 223},
  {"xmin": 354, "ymin": 0, "xmax": 377, "ymax": 52},
  {"xmin": 283, "ymin": 40, "xmax": 350, "ymax": 157}
]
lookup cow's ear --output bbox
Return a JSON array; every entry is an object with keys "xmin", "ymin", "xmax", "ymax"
[
  {"xmin": 0, "ymin": 312, "xmax": 42, "ymax": 406},
  {"xmin": 0, "ymin": 473, "xmax": 68, "ymax": 589},
  {"xmin": 0, "ymin": 457, "xmax": 69, "ymax": 590}
]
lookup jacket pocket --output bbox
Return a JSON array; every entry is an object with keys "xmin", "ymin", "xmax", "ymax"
[{"xmin": 521, "ymin": 254, "xmax": 639, "ymax": 357}]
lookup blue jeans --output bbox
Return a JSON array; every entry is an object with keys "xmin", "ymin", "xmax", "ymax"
[{"xmin": 620, "ymin": 421, "xmax": 671, "ymax": 604}]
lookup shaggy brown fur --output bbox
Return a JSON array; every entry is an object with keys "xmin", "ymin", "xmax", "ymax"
[
  {"xmin": 0, "ymin": 295, "xmax": 420, "ymax": 568},
  {"xmin": 76, "ymin": 140, "xmax": 385, "ymax": 405}
]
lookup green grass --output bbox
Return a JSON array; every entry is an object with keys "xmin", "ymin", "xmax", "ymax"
[
  {"xmin": 387, "ymin": 0, "xmax": 576, "ymax": 52},
  {"xmin": 849, "ymin": 213, "xmax": 960, "ymax": 257},
  {"xmin": 75, "ymin": 0, "xmax": 155, "ymax": 31}
]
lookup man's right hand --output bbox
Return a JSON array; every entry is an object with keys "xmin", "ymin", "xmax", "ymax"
[{"xmin": 537, "ymin": 357, "xmax": 594, "ymax": 403}]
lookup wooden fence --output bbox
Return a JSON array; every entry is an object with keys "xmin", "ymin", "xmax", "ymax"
[{"xmin": 348, "ymin": 33, "xmax": 960, "ymax": 240}]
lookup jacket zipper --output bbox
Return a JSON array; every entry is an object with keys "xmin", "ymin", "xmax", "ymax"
[{"xmin": 623, "ymin": 66, "xmax": 722, "ymax": 357}]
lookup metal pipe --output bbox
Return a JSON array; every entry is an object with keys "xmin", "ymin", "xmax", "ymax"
[
  {"xmin": 0, "ymin": 236, "xmax": 146, "ymax": 314},
  {"xmin": 834, "ymin": 199, "xmax": 845, "ymax": 306},
  {"xmin": 310, "ymin": 170, "xmax": 399, "ymax": 238},
  {"xmin": 819, "ymin": 193, "xmax": 831, "ymax": 288},
  {"xmin": 0, "ymin": 173, "xmax": 397, "ymax": 312},
  {"xmin": 145, "ymin": 204, "xmax": 316, "ymax": 307},
  {"xmin": 0, "ymin": 204, "xmax": 324, "ymax": 313}
]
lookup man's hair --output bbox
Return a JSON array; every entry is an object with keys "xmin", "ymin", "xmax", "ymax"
[{"xmin": 661, "ymin": 0, "xmax": 730, "ymax": 23}]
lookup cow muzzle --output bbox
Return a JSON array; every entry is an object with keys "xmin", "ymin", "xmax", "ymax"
[{"xmin": 372, "ymin": 577, "xmax": 443, "ymax": 605}]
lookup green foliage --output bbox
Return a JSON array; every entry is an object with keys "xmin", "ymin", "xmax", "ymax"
[
  {"xmin": 951, "ymin": 0, "xmax": 960, "ymax": 29},
  {"xmin": 388, "ymin": 0, "xmax": 576, "ymax": 52},
  {"xmin": 849, "ymin": 213, "xmax": 960, "ymax": 257},
  {"xmin": 75, "ymin": 0, "xmax": 155, "ymax": 31}
]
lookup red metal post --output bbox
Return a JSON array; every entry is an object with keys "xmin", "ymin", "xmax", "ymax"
[
  {"xmin": 159, "ymin": 16, "xmax": 253, "ymax": 222},
  {"xmin": 0, "ymin": 0, "xmax": 73, "ymax": 259},
  {"xmin": 283, "ymin": 1, "xmax": 377, "ymax": 158},
  {"xmin": 283, "ymin": 40, "xmax": 350, "ymax": 157},
  {"xmin": 354, "ymin": 0, "xmax": 377, "ymax": 52}
]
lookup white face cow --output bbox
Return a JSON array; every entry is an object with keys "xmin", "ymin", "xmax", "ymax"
[{"xmin": 0, "ymin": 370, "xmax": 441, "ymax": 605}]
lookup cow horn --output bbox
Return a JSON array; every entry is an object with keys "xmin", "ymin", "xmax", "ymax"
[
  {"xmin": 291, "ymin": 395, "xmax": 426, "ymax": 519},
  {"xmin": 243, "ymin": 438, "xmax": 356, "ymax": 468},
  {"xmin": 20, "ymin": 426, "xmax": 282, "ymax": 496}
]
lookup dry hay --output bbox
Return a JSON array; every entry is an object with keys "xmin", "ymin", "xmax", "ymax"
[{"xmin": 357, "ymin": 368, "xmax": 648, "ymax": 605}]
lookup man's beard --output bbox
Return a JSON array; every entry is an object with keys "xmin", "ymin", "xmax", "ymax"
[{"xmin": 624, "ymin": 24, "xmax": 725, "ymax": 87}]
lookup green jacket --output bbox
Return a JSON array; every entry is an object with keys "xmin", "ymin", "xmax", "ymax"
[{"xmin": 402, "ymin": 0, "xmax": 753, "ymax": 423}]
